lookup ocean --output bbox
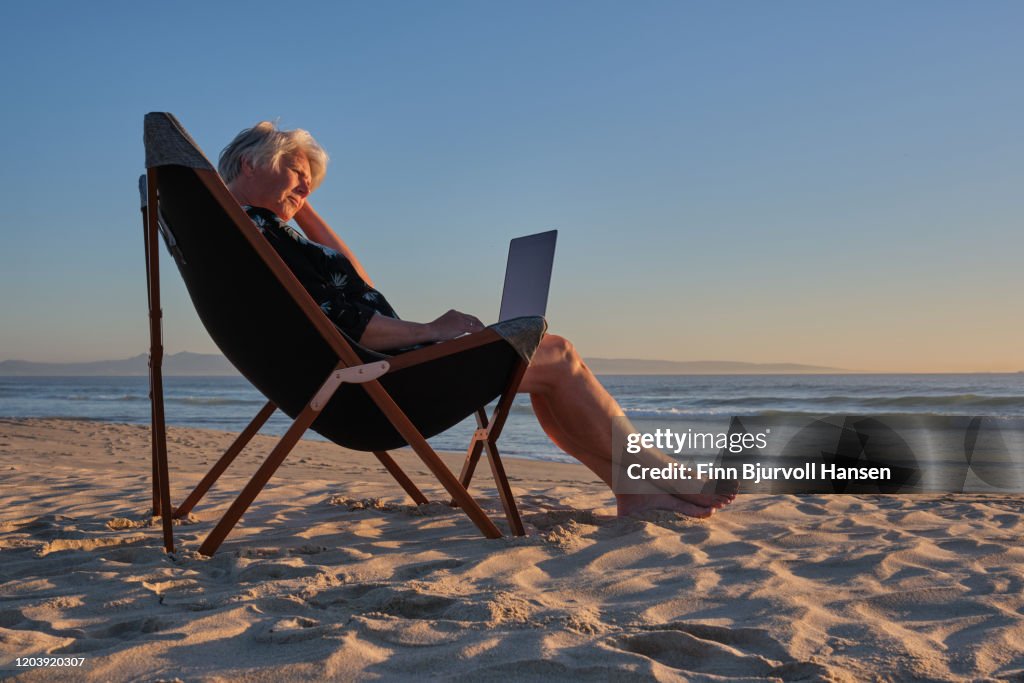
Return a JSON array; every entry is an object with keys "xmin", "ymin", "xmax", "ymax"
[{"xmin": 2, "ymin": 374, "xmax": 1023, "ymax": 464}]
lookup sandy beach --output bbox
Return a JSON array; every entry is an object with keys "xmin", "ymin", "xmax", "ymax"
[{"xmin": 2, "ymin": 418, "xmax": 1024, "ymax": 681}]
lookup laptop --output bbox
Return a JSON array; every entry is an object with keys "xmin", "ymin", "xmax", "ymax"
[{"xmin": 497, "ymin": 230, "xmax": 558, "ymax": 322}]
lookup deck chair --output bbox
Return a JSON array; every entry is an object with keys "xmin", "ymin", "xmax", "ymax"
[{"xmin": 140, "ymin": 112, "xmax": 546, "ymax": 556}]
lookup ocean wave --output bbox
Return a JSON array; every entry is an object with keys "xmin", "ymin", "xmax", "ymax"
[
  {"xmin": 627, "ymin": 409, "xmax": 1024, "ymax": 422},
  {"xmin": 167, "ymin": 397, "xmax": 265, "ymax": 406},
  {"xmin": 625, "ymin": 407, "xmax": 724, "ymax": 418},
  {"xmin": 692, "ymin": 394, "xmax": 1024, "ymax": 408},
  {"xmin": 68, "ymin": 394, "xmax": 146, "ymax": 402},
  {"xmin": 626, "ymin": 394, "xmax": 1024, "ymax": 417},
  {"xmin": 859, "ymin": 394, "xmax": 1024, "ymax": 409},
  {"xmin": 63, "ymin": 394, "xmax": 262, "ymax": 406}
]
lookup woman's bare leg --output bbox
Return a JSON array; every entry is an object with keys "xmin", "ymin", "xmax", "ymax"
[
  {"xmin": 528, "ymin": 393, "xmax": 716, "ymax": 517},
  {"xmin": 518, "ymin": 335, "xmax": 734, "ymax": 517}
]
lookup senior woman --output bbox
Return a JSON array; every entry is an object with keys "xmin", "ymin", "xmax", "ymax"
[{"xmin": 220, "ymin": 121, "xmax": 734, "ymax": 518}]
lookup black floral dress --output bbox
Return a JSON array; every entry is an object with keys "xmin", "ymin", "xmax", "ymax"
[{"xmin": 245, "ymin": 206, "xmax": 399, "ymax": 342}]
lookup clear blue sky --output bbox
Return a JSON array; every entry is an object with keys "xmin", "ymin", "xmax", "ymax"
[{"xmin": 1, "ymin": 1, "xmax": 1021, "ymax": 371}]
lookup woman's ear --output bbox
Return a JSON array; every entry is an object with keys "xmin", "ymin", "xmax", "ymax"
[{"xmin": 241, "ymin": 157, "xmax": 255, "ymax": 177}]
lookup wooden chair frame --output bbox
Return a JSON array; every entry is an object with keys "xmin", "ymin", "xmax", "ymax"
[{"xmin": 142, "ymin": 164, "xmax": 528, "ymax": 556}]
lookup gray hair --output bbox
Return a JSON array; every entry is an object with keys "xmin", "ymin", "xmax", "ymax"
[{"xmin": 218, "ymin": 121, "xmax": 329, "ymax": 190}]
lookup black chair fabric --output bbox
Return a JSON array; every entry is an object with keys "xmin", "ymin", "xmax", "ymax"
[{"xmin": 155, "ymin": 165, "xmax": 532, "ymax": 451}]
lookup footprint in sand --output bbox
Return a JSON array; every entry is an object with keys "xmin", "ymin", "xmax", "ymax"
[
  {"xmin": 254, "ymin": 617, "xmax": 331, "ymax": 644},
  {"xmin": 0, "ymin": 608, "xmax": 25, "ymax": 628},
  {"xmin": 305, "ymin": 581, "xmax": 390, "ymax": 609},
  {"xmin": 52, "ymin": 617, "xmax": 182, "ymax": 654},
  {"xmin": 609, "ymin": 624, "xmax": 832, "ymax": 680},
  {"xmin": 357, "ymin": 586, "xmax": 458, "ymax": 620},
  {"xmin": 795, "ymin": 502, "xmax": 830, "ymax": 516},
  {"xmin": 960, "ymin": 571, "xmax": 1024, "ymax": 596},
  {"xmin": 936, "ymin": 538, "xmax": 1006, "ymax": 556},
  {"xmin": 392, "ymin": 558, "xmax": 464, "ymax": 581},
  {"xmin": 236, "ymin": 562, "xmax": 322, "ymax": 583},
  {"xmin": 90, "ymin": 616, "xmax": 175, "ymax": 639},
  {"xmin": 16, "ymin": 514, "xmax": 86, "ymax": 541},
  {"xmin": 103, "ymin": 546, "xmax": 164, "ymax": 565}
]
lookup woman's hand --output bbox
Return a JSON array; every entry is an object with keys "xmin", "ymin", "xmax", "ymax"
[
  {"xmin": 358, "ymin": 310, "xmax": 485, "ymax": 351},
  {"xmin": 427, "ymin": 310, "xmax": 486, "ymax": 341}
]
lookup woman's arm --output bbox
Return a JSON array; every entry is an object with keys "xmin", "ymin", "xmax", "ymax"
[
  {"xmin": 360, "ymin": 309, "xmax": 485, "ymax": 351},
  {"xmin": 294, "ymin": 202, "xmax": 375, "ymax": 287}
]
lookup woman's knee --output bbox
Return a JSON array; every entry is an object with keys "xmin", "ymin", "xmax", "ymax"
[
  {"xmin": 540, "ymin": 334, "xmax": 583, "ymax": 370},
  {"xmin": 522, "ymin": 334, "xmax": 587, "ymax": 393}
]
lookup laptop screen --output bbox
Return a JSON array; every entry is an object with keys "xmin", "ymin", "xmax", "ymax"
[{"xmin": 498, "ymin": 230, "xmax": 558, "ymax": 322}]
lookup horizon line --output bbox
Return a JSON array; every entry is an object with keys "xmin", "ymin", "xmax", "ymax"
[{"xmin": 0, "ymin": 351, "xmax": 1021, "ymax": 376}]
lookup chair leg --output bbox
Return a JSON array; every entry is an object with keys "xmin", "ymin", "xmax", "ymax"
[
  {"xmin": 373, "ymin": 451, "xmax": 429, "ymax": 505},
  {"xmin": 144, "ymin": 168, "xmax": 174, "ymax": 553},
  {"xmin": 452, "ymin": 408, "xmax": 525, "ymax": 536},
  {"xmin": 142, "ymin": 195, "xmax": 159, "ymax": 517},
  {"xmin": 174, "ymin": 400, "xmax": 277, "ymax": 519},
  {"xmin": 360, "ymin": 381, "xmax": 503, "ymax": 539},
  {"xmin": 198, "ymin": 400, "xmax": 323, "ymax": 556},
  {"xmin": 198, "ymin": 360, "xmax": 388, "ymax": 556},
  {"xmin": 449, "ymin": 360, "xmax": 529, "ymax": 536},
  {"xmin": 151, "ymin": 368, "xmax": 174, "ymax": 552},
  {"xmin": 455, "ymin": 410, "xmax": 489, "ymax": 493},
  {"xmin": 482, "ymin": 438, "xmax": 525, "ymax": 536},
  {"xmin": 479, "ymin": 361, "xmax": 527, "ymax": 535},
  {"xmin": 149, "ymin": 402, "xmax": 159, "ymax": 514}
]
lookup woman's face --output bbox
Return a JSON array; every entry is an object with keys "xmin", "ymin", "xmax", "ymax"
[{"xmin": 243, "ymin": 152, "xmax": 312, "ymax": 221}]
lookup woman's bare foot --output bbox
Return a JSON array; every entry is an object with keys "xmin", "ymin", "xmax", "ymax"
[
  {"xmin": 616, "ymin": 493, "xmax": 715, "ymax": 518},
  {"xmin": 672, "ymin": 471, "xmax": 740, "ymax": 509}
]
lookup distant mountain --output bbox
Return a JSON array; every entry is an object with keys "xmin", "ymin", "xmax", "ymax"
[
  {"xmin": 585, "ymin": 358, "xmax": 846, "ymax": 375},
  {"xmin": 0, "ymin": 352, "xmax": 844, "ymax": 376},
  {"xmin": 0, "ymin": 352, "xmax": 238, "ymax": 376}
]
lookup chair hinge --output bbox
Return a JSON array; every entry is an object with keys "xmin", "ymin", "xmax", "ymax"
[{"xmin": 310, "ymin": 361, "xmax": 390, "ymax": 411}]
